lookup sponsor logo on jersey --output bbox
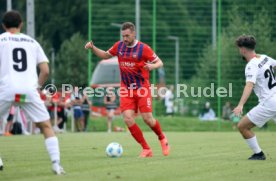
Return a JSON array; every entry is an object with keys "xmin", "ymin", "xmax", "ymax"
[
  {"xmin": 132, "ymin": 52, "xmax": 137, "ymax": 59},
  {"xmin": 258, "ymin": 57, "xmax": 268, "ymax": 68},
  {"xmin": 120, "ymin": 62, "xmax": 136, "ymax": 67}
]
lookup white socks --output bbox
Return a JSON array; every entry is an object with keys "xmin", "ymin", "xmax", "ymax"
[
  {"xmin": 245, "ymin": 135, "xmax": 262, "ymax": 154},
  {"xmin": 45, "ymin": 136, "xmax": 60, "ymax": 163}
]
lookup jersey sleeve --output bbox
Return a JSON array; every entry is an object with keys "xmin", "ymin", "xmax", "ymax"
[
  {"xmin": 245, "ymin": 62, "xmax": 258, "ymax": 84},
  {"xmin": 36, "ymin": 43, "xmax": 49, "ymax": 64},
  {"xmin": 142, "ymin": 44, "xmax": 158, "ymax": 63},
  {"xmin": 107, "ymin": 41, "xmax": 120, "ymax": 56}
]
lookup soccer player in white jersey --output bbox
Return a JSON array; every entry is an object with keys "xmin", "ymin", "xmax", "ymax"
[
  {"xmin": 233, "ymin": 35, "xmax": 276, "ymax": 160},
  {"xmin": 0, "ymin": 10, "xmax": 65, "ymax": 174}
]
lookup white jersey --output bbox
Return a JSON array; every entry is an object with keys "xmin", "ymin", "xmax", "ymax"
[
  {"xmin": 0, "ymin": 32, "xmax": 48, "ymax": 102},
  {"xmin": 245, "ymin": 54, "xmax": 276, "ymax": 103}
]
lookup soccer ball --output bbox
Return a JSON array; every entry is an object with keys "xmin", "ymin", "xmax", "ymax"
[
  {"xmin": 105, "ymin": 142, "xmax": 123, "ymax": 157},
  {"xmin": 0, "ymin": 157, "xmax": 3, "ymax": 171}
]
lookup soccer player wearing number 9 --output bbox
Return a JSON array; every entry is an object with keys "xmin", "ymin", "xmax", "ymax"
[
  {"xmin": 85, "ymin": 22, "xmax": 170, "ymax": 158},
  {"xmin": 0, "ymin": 11, "xmax": 65, "ymax": 174},
  {"xmin": 233, "ymin": 35, "xmax": 276, "ymax": 160}
]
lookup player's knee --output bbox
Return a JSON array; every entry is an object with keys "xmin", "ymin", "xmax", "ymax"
[
  {"xmin": 142, "ymin": 116, "xmax": 154, "ymax": 126},
  {"xmin": 143, "ymin": 117, "xmax": 151, "ymax": 125},
  {"xmin": 237, "ymin": 122, "xmax": 246, "ymax": 132},
  {"xmin": 123, "ymin": 116, "xmax": 134, "ymax": 126},
  {"xmin": 36, "ymin": 121, "xmax": 51, "ymax": 131},
  {"xmin": 108, "ymin": 113, "xmax": 113, "ymax": 119}
]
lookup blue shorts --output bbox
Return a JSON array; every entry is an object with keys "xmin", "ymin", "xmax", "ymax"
[{"xmin": 74, "ymin": 109, "xmax": 83, "ymax": 119}]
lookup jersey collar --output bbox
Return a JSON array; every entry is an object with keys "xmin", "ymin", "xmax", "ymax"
[{"xmin": 126, "ymin": 40, "xmax": 138, "ymax": 48}]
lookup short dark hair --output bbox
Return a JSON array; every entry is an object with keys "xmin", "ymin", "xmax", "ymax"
[
  {"xmin": 121, "ymin": 22, "xmax": 135, "ymax": 32},
  {"xmin": 235, "ymin": 35, "xmax": 256, "ymax": 50},
  {"xmin": 2, "ymin": 10, "xmax": 22, "ymax": 28}
]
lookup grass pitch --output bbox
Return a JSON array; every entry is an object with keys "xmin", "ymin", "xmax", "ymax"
[{"xmin": 1, "ymin": 132, "xmax": 276, "ymax": 181}]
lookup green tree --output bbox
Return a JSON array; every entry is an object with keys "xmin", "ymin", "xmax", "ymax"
[
  {"xmin": 55, "ymin": 32, "xmax": 87, "ymax": 87},
  {"xmin": 35, "ymin": 0, "xmax": 88, "ymax": 51},
  {"xmin": 192, "ymin": 7, "xmax": 276, "ymax": 112}
]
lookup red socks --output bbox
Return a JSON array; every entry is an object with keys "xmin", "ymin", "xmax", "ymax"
[
  {"xmin": 128, "ymin": 120, "xmax": 165, "ymax": 149},
  {"xmin": 151, "ymin": 120, "xmax": 165, "ymax": 140},
  {"xmin": 128, "ymin": 123, "xmax": 150, "ymax": 150}
]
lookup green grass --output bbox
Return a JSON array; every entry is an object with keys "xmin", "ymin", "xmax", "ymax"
[
  {"xmin": 1, "ymin": 132, "xmax": 276, "ymax": 181},
  {"xmin": 87, "ymin": 116, "xmax": 276, "ymax": 132}
]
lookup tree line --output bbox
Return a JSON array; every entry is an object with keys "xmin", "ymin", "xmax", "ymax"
[{"xmin": 1, "ymin": 0, "xmax": 276, "ymax": 113}]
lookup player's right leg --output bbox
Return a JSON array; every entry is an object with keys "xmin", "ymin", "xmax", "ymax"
[
  {"xmin": 0, "ymin": 101, "xmax": 13, "ymax": 136},
  {"xmin": 122, "ymin": 109, "xmax": 152, "ymax": 157},
  {"xmin": 21, "ymin": 100, "xmax": 65, "ymax": 174},
  {"xmin": 4, "ymin": 114, "xmax": 13, "ymax": 136},
  {"xmin": 239, "ymin": 100, "xmax": 276, "ymax": 160},
  {"xmin": 237, "ymin": 115, "xmax": 265, "ymax": 160}
]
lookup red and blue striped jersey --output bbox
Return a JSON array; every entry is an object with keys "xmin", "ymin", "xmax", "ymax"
[{"xmin": 108, "ymin": 40, "xmax": 158, "ymax": 89}]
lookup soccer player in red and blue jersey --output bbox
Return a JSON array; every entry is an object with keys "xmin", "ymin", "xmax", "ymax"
[{"xmin": 85, "ymin": 22, "xmax": 170, "ymax": 157}]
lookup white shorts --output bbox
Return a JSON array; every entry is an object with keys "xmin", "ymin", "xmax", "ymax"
[
  {"xmin": 0, "ymin": 100, "xmax": 50, "ymax": 123},
  {"xmin": 247, "ymin": 94, "xmax": 276, "ymax": 128}
]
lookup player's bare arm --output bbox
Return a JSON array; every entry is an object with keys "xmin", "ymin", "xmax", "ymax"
[
  {"xmin": 233, "ymin": 81, "xmax": 254, "ymax": 116},
  {"xmin": 84, "ymin": 41, "xmax": 112, "ymax": 59},
  {"xmin": 38, "ymin": 62, "xmax": 49, "ymax": 87},
  {"xmin": 144, "ymin": 58, "xmax": 163, "ymax": 71}
]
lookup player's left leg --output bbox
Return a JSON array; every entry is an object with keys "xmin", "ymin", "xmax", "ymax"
[
  {"xmin": 137, "ymin": 87, "xmax": 170, "ymax": 156},
  {"xmin": 138, "ymin": 86, "xmax": 170, "ymax": 156},
  {"xmin": 36, "ymin": 121, "xmax": 65, "ymax": 174},
  {"xmin": 140, "ymin": 112, "xmax": 170, "ymax": 156},
  {"xmin": 237, "ymin": 115, "xmax": 256, "ymax": 139}
]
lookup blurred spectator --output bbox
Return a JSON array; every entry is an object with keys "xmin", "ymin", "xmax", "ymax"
[
  {"xmin": 164, "ymin": 85, "xmax": 174, "ymax": 116},
  {"xmin": 158, "ymin": 67, "xmax": 166, "ymax": 87},
  {"xmin": 51, "ymin": 92, "xmax": 64, "ymax": 133},
  {"xmin": 71, "ymin": 87, "xmax": 84, "ymax": 132},
  {"xmin": 81, "ymin": 94, "xmax": 92, "ymax": 132},
  {"xmin": 12, "ymin": 106, "xmax": 30, "ymax": 135},
  {"xmin": 104, "ymin": 87, "xmax": 117, "ymax": 133},
  {"xmin": 199, "ymin": 102, "xmax": 216, "ymax": 121},
  {"xmin": 44, "ymin": 95, "xmax": 54, "ymax": 124},
  {"xmin": 3, "ymin": 106, "xmax": 30, "ymax": 136},
  {"xmin": 57, "ymin": 92, "xmax": 71, "ymax": 132},
  {"xmin": 222, "ymin": 101, "xmax": 232, "ymax": 120},
  {"xmin": 3, "ymin": 106, "xmax": 15, "ymax": 136}
]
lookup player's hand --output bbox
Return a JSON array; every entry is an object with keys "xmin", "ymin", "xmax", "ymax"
[
  {"xmin": 233, "ymin": 105, "xmax": 243, "ymax": 116},
  {"xmin": 85, "ymin": 41, "xmax": 94, "ymax": 49},
  {"xmin": 143, "ymin": 62, "xmax": 155, "ymax": 71}
]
